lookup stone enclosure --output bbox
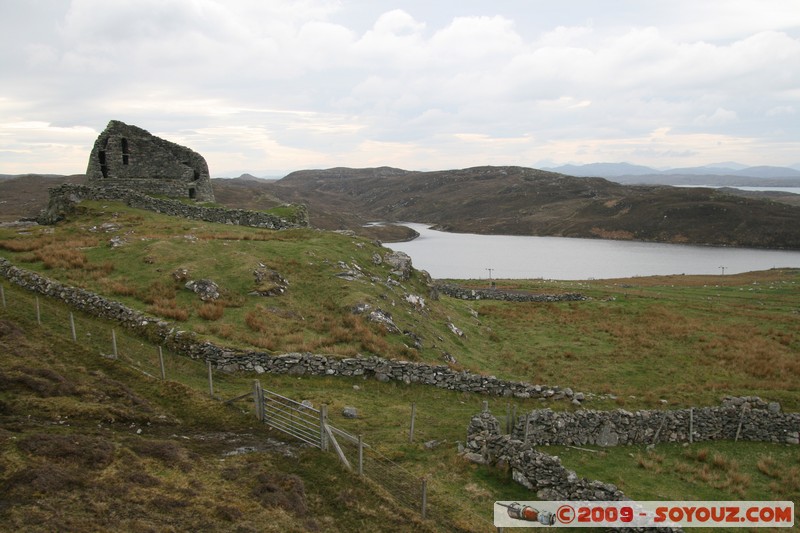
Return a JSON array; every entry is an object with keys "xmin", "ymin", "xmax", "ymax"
[
  {"xmin": 37, "ymin": 184, "xmax": 308, "ymax": 229},
  {"xmin": 512, "ymin": 398, "xmax": 799, "ymax": 447}
]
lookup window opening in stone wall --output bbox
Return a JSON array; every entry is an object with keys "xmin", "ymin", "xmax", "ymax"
[
  {"xmin": 98, "ymin": 149, "xmax": 108, "ymax": 178},
  {"xmin": 121, "ymin": 138, "xmax": 129, "ymax": 165},
  {"xmin": 189, "ymin": 188, "xmax": 196, "ymax": 199},
  {"xmin": 193, "ymin": 170, "xmax": 200, "ymax": 181}
]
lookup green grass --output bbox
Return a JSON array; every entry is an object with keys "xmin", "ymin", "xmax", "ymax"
[
  {"xmin": 1, "ymin": 281, "xmax": 798, "ymax": 531},
  {"xmin": 545, "ymin": 440, "xmax": 800, "ymax": 504},
  {"xmin": 1, "ymin": 202, "xmax": 799, "ymax": 530},
  {"xmin": 2, "ymin": 201, "xmax": 798, "ymax": 412}
]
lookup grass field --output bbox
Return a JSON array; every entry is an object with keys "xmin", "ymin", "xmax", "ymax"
[{"xmin": 1, "ymin": 201, "xmax": 799, "ymax": 531}]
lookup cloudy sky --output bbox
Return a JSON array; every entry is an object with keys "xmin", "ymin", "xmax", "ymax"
[{"xmin": 2, "ymin": 0, "xmax": 799, "ymax": 177}]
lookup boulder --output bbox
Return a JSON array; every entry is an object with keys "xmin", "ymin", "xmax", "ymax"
[
  {"xmin": 185, "ymin": 279, "xmax": 220, "ymax": 301},
  {"xmin": 383, "ymin": 251, "xmax": 413, "ymax": 280}
]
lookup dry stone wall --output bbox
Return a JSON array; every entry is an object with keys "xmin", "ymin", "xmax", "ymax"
[
  {"xmin": 514, "ymin": 401, "xmax": 799, "ymax": 446},
  {"xmin": 465, "ymin": 411, "xmax": 681, "ymax": 532},
  {"xmin": 36, "ymin": 184, "xmax": 309, "ymax": 229},
  {"xmin": 0, "ymin": 258, "xmax": 580, "ymax": 401},
  {"xmin": 466, "ymin": 411, "xmax": 626, "ymax": 500},
  {"xmin": 437, "ymin": 284, "xmax": 587, "ymax": 302}
]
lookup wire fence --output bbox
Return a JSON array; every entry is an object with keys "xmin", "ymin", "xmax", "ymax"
[
  {"xmin": 0, "ymin": 281, "xmax": 499, "ymax": 531},
  {"xmin": 334, "ymin": 426, "xmax": 427, "ymax": 515}
]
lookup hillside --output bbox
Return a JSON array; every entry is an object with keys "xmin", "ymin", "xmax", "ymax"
[
  {"xmin": 264, "ymin": 166, "xmax": 800, "ymax": 249},
  {"xmin": 2, "ymin": 200, "xmax": 799, "ymax": 530},
  {"xmin": 0, "ymin": 174, "xmax": 86, "ymax": 221},
  {"xmin": 3, "ymin": 168, "xmax": 799, "ymax": 249},
  {"xmin": 0, "ymin": 288, "xmax": 434, "ymax": 532}
]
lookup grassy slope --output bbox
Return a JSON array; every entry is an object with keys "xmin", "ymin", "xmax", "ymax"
[
  {"xmin": 0, "ymin": 293, "xmax": 436, "ymax": 532},
  {"xmin": 1, "ymin": 202, "xmax": 799, "ymax": 530},
  {"xmin": 1, "ymin": 200, "xmax": 798, "ymax": 410},
  {"xmin": 2, "ymin": 283, "xmax": 797, "ymax": 532}
]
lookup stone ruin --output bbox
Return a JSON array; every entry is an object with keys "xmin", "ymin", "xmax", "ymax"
[{"xmin": 86, "ymin": 119, "xmax": 215, "ymax": 202}]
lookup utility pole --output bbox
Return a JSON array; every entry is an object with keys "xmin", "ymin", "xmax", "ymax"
[
  {"xmin": 486, "ymin": 268, "xmax": 495, "ymax": 289},
  {"xmin": 719, "ymin": 266, "xmax": 726, "ymax": 275}
]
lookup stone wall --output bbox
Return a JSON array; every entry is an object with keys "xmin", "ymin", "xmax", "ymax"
[
  {"xmin": 465, "ymin": 411, "xmax": 682, "ymax": 532},
  {"xmin": 466, "ymin": 411, "xmax": 627, "ymax": 500},
  {"xmin": 86, "ymin": 120, "xmax": 215, "ymax": 202},
  {"xmin": 0, "ymin": 258, "xmax": 581, "ymax": 401},
  {"xmin": 437, "ymin": 284, "xmax": 587, "ymax": 302},
  {"xmin": 512, "ymin": 400, "xmax": 799, "ymax": 446},
  {"xmin": 37, "ymin": 184, "xmax": 309, "ymax": 229}
]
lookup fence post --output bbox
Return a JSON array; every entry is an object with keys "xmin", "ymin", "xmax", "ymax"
[
  {"xmin": 1, "ymin": 284, "xmax": 6, "ymax": 308},
  {"xmin": 111, "ymin": 328, "xmax": 118, "ymax": 358},
  {"xmin": 689, "ymin": 407, "xmax": 694, "ymax": 444},
  {"xmin": 69, "ymin": 312, "xmax": 77, "ymax": 342},
  {"xmin": 320, "ymin": 404, "xmax": 329, "ymax": 451},
  {"xmin": 735, "ymin": 405, "xmax": 746, "ymax": 442},
  {"xmin": 252, "ymin": 380, "xmax": 261, "ymax": 421},
  {"xmin": 409, "ymin": 402, "xmax": 416, "ymax": 443},
  {"xmin": 158, "ymin": 346, "xmax": 166, "ymax": 380},
  {"xmin": 421, "ymin": 477, "xmax": 428, "ymax": 519},
  {"xmin": 207, "ymin": 360, "xmax": 214, "ymax": 397},
  {"xmin": 35, "ymin": 297, "xmax": 41, "ymax": 325},
  {"xmin": 482, "ymin": 400, "xmax": 489, "ymax": 413},
  {"xmin": 358, "ymin": 434, "xmax": 364, "ymax": 476}
]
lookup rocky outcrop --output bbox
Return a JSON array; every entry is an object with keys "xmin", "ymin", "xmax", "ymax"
[
  {"xmin": 252, "ymin": 264, "xmax": 289, "ymax": 296},
  {"xmin": 86, "ymin": 120, "xmax": 215, "ymax": 202},
  {"xmin": 37, "ymin": 184, "xmax": 308, "ymax": 229},
  {"xmin": 382, "ymin": 251, "xmax": 413, "ymax": 280},
  {"xmin": 185, "ymin": 279, "xmax": 220, "ymax": 301}
]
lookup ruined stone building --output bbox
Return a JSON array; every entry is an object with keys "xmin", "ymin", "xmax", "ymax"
[{"xmin": 86, "ymin": 120, "xmax": 215, "ymax": 202}]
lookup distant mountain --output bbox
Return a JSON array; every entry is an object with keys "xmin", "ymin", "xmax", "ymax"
[
  {"xmin": 0, "ymin": 173, "xmax": 86, "ymax": 221},
  {"xmin": 544, "ymin": 162, "xmax": 800, "ymax": 185},
  {"xmin": 661, "ymin": 166, "xmax": 741, "ymax": 176},
  {"xmin": 704, "ymin": 161, "xmax": 749, "ymax": 170},
  {"xmin": 234, "ymin": 173, "xmax": 267, "ymax": 181},
  {"xmin": 730, "ymin": 166, "xmax": 800, "ymax": 178},
  {"xmin": 545, "ymin": 162, "xmax": 659, "ymax": 177},
  {"xmin": 215, "ymin": 173, "xmax": 282, "ymax": 181}
]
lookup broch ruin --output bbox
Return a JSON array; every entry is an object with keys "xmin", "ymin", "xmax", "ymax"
[
  {"xmin": 86, "ymin": 119, "xmax": 215, "ymax": 202},
  {"xmin": 38, "ymin": 120, "xmax": 308, "ymax": 228}
]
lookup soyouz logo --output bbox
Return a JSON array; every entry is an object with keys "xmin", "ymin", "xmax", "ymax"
[{"xmin": 493, "ymin": 501, "xmax": 795, "ymax": 528}]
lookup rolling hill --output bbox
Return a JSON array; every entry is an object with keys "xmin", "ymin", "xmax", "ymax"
[
  {"xmin": 3, "ymin": 166, "xmax": 800, "ymax": 249},
  {"xmin": 261, "ymin": 166, "xmax": 800, "ymax": 249}
]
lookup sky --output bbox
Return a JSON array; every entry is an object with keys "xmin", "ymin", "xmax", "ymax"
[{"xmin": 1, "ymin": 0, "xmax": 799, "ymax": 177}]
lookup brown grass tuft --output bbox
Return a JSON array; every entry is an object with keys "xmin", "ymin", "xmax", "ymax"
[
  {"xmin": 198, "ymin": 301, "xmax": 225, "ymax": 321},
  {"xmin": 148, "ymin": 298, "xmax": 190, "ymax": 321}
]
